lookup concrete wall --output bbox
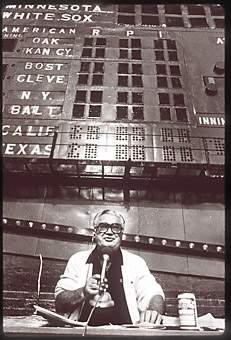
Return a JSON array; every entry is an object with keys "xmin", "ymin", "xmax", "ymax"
[{"xmin": 3, "ymin": 186, "xmax": 224, "ymax": 278}]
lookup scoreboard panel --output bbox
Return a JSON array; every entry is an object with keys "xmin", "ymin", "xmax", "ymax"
[
  {"xmin": 53, "ymin": 121, "xmax": 207, "ymax": 165},
  {"xmin": 2, "ymin": 3, "xmax": 224, "ymax": 176}
]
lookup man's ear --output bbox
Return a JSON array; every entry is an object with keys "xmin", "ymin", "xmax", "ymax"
[{"xmin": 91, "ymin": 233, "xmax": 95, "ymax": 243}]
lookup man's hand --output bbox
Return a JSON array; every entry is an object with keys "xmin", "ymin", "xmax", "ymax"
[
  {"xmin": 139, "ymin": 310, "xmax": 162, "ymax": 325},
  {"xmin": 84, "ymin": 274, "xmax": 108, "ymax": 299}
]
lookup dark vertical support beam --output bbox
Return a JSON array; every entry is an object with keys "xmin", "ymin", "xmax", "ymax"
[
  {"xmin": 49, "ymin": 130, "xmax": 58, "ymax": 173},
  {"xmin": 124, "ymin": 159, "xmax": 131, "ymax": 203},
  {"xmin": 102, "ymin": 161, "xmax": 104, "ymax": 179}
]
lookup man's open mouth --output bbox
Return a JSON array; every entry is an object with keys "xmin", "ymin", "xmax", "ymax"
[{"xmin": 104, "ymin": 237, "xmax": 114, "ymax": 242}]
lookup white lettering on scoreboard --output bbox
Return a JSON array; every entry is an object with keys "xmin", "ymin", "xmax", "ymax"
[
  {"xmin": 5, "ymin": 105, "xmax": 62, "ymax": 118},
  {"xmin": 21, "ymin": 47, "xmax": 73, "ymax": 56},
  {"xmin": 8, "ymin": 91, "xmax": 65, "ymax": 101},
  {"xmin": 3, "ymin": 4, "xmax": 110, "ymax": 25},
  {"xmin": 4, "ymin": 4, "xmax": 103, "ymax": 11},
  {"xmin": 2, "ymin": 124, "xmax": 55, "ymax": 156},
  {"xmin": 25, "ymin": 37, "xmax": 75, "ymax": 45},
  {"xmin": 3, "ymin": 12, "xmax": 95, "ymax": 22},
  {"xmin": 3, "ymin": 125, "xmax": 55, "ymax": 137},
  {"xmin": 16, "ymin": 74, "xmax": 67, "ymax": 84},
  {"xmin": 3, "ymin": 143, "xmax": 52, "ymax": 156},
  {"xmin": 3, "ymin": 4, "xmax": 104, "ymax": 158},
  {"xmin": 24, "ymin": 62, "xmax": 67, "ymax": 71},
  {"xmin": 3, "ymin": 26, "xmax": 77, "ymax": 37},
  {"xmin": 197, "ymin": 115, "xmax": 225, "ymax": 127},
  {"xmin": 3, "ymin": 26, "xmax": 132, "ymax": 38},
  {"xmin": 216, "ymin": 37, "xmax": 225, "ymax": 45}
]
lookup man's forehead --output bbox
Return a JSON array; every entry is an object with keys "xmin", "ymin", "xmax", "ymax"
[{"xmin": 97, "ymin": 213, "xmax": 122, "ymax": 224}]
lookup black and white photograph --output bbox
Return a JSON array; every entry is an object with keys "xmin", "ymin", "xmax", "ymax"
[{"xmin": 2, "ymin": 1, "xmax": 225, "ymax": 337}]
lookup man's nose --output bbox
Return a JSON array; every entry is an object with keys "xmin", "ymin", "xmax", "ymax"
[{"xmin": 105, "ymin": 227, "xmax": 113, "ymax": 234}]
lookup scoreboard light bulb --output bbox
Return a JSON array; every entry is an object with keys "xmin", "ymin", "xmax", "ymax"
[
  {"xmin": 28, "ymin": 222, "xmax": 34, "ymax": 228},
  {"xmin": 41, "ymin": 223, "xmax": 46, "ymax": 230},
  {"xmin": 16, "ymin": 220, "xmax": 21, "ymax": 226},
  {"xmin": 216, "ymin": 246, "xmax": 222, "ymax": 253},
  {"xmin": 148, "ymin": 237, "xmax": 154, "ymax": 244},
  {"xmin": 203, "ymin": 244, "xmax": 208, "ymax": 251},
  {"xmin": 67, "ymin": 227, "xmax": 73, "ymax": 233},
  {"xmin": 3, "ymin": 218, "xmax": 8, "ymax": 224},
  {"xmin": 54, "ymin": 225, "xmax": 60, "ymax": 232},
  {"xmin": 189, "ymin": 242, "xmax": 195, "ymax": 249},
  {"xmin": 175, "ymin": 241, "xmax": 181, "ymax": 247},
  {"xmin": 162, "ymin": 239, "xmax": 167, "ymax": 246},
  {"xmin": 134, "ymin": 235, "xmax": 140, "ymax": 242},
  {"xmin": 122, "ymin": 234, "xmax": 126, "ymax": 241}
]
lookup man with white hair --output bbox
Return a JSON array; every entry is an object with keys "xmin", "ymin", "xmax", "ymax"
[{"xmin": 55, "ymin": 209, "xmax": 165, "ymax": 326}]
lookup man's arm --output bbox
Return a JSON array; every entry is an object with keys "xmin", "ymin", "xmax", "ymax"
[
  {"xmin": 139, "ymin": 295, "xmax": 165, "ymax": 324},
  {"xmin": 148, "ymin": 294, "xmax": 165, "ymax": 315},
  {"xmin": 55, "ymin": 274, "xmax": 102, "ymax": 314},
  {"xmin": 133, "ymin": 255, "xmax": 165, "ymax": 324},
  {"xmin": 55, "ymin": 288, "xmax": 85, "ymax": 314}
]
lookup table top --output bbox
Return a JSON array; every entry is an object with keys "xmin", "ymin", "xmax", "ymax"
[{"xmin": 3, "ymin": 315, "xmax": 223, "ymax": 337}]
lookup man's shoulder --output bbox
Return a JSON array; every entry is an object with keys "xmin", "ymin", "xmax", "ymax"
[
  {"xmin": 121, "ymin": 249, "xmax": 146, "ymax": 264},
  {"xmin": 69, "ymin": 248, "xmax": 93, "ymax": 262}
]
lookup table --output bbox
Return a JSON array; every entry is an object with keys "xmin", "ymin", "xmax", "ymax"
[{"xmin": 3, "ymin": 316, "xmax": 223, "ymax": 337}]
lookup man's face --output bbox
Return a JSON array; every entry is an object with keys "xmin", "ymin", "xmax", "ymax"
[{"xmin": 94, "ymin": 213, "xmax": 123, "ymax": 254}]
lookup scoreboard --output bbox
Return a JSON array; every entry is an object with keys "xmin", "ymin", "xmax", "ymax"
[{"xmin": 2, "ymin": 3, "xmax": 224, "ymax": 177}]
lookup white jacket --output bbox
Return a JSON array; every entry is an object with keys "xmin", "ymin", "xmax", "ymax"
[{"xmin": 55, "ymin": 248, "xmax": 165, "ymax": 324}]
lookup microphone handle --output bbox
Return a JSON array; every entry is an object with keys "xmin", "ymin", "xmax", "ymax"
[{"xmin": 100, "ymin": 254, "xmax": 109, "ymax": 284}]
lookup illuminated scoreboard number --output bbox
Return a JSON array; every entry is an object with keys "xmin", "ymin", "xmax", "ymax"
[
  {"xmin": 68, "ymin": 125, "xmax": 102, "ymax": 160},
  {"xmin": 54, "ymin": 122, "xmax": 108, "ymax": 161},
  {"xmin": 108, "ymin": 125, "xmax": 129, "ymax": 161},
  {"xmin": 203, "ymin": 137, "xmax": 224, "ymax": 165},
  {"xmin": 152, "ymin": 124, "xmax": 207, "ymax": 166},
  {"xmin": 131, "ymin": 127, "xmax": 146, "ymax": 161},
  {"xmin": 54, "ymin": 122, "xmax": 209, "ymax": 164},
  {"xmin": 130, "ymin": 124, "xmax": 153, "ymax": 162},
  {"xmin": 54, "ymin": 122, "xmax": 130, "ymax": 162},
  {"xmin": 54, "ymin": 123, "xmax": 155, "ymax": 163}
]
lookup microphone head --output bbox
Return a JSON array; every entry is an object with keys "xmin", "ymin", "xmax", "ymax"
[{"xmin": 102, "ymin": 254, "xmax": 110, "ymax": 262}]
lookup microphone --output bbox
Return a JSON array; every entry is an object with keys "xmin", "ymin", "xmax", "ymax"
[
  {"xmin": 89, "ymin": 253, "xmax": 114, "ymax": 308},
  {"xmin": 100, "ymin": 254, "xmax": 110, "ymax": 286},
  {"xmin": 83, "ymin": 254, "xmax": 112, "ymax": 336}
]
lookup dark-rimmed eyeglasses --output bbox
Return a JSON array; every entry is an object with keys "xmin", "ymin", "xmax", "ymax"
[{"xmin": 96, "ymin": 223, "xmax": 123, "ymax": 234}]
